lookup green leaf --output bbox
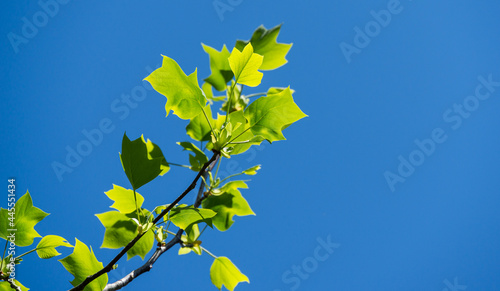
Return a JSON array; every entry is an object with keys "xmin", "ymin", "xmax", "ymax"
[
  {"xmin": 244, "ymin": 87, "xmax": 306, "ymax": 142},
  {"xmin": 59, "ymin": 239, "xmax": 108, "ymax": 291},
  {"xmin": 202, "ymin": 188, "xmax": 254, "ymax": 232},
  {"xmin": 186, "ymin": 105, "xmax": 215, "ymax": 142},
  {"xmin": 0, "ymin": 279, "xmax": 29, "ymax": 291},
  {"xmin": 235, "ymin": 24, "xmax": 292, "ymax": 71},
  {"xmin": 224, "ymin": 110, "xmax": 264, "ymax": 155},
  {"xmin": 0, "ymin": 191, "xmax": 48, "ymax": 247},
  {"xmin": 228, "ymin": 43, "xmax": 263, "ymax": 87},
  {"xmin": 210, "ymin": 257, "xmax": 249, "ymax": 291},
  {"xmin": 95, "ymin": 211, "xmax": 154, "ymax": 260},
  {"xmin": 169, "ymin": 206, "xmax": 216, "ymax": 230},
  {"xmin": 179, "ymin": 224, "xmax": 202, "ymax": 256},
  {"xmin": 177, "ymin": 142, "xmax": 209, "ymax": 172},
  {"xmin": 202, "ymin": 44, "xmax": 234, "ymax": 91},
  {"xmin": 36, "ymin": 235, "xmax": 73, "ymax": 259},
  {"xmin": 144, "ymin": 55, "xmax": 206, "ymax": 119},
  {"xmin": 242, "ymin": 165, "xmax": 261, "ymax": 175},
  {"xmin": 120, "ymin": 133, "xmax": 169, "ymax": 190},
  {"xmin": 104, "ymin": 184, "xmax": 144, "ymax": 214},
  {"xmin": 219, "ymin": 180, "xmax": 248, "ymax": 194}
]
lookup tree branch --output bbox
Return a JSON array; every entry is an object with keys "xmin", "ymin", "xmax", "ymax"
[
  {"xmin": 103, "ymin": 154, "xmax": 219, "ymax": 290},
  {"xmin": 69, "ymin": 152, "xmax": 219, "ymax": 291}
]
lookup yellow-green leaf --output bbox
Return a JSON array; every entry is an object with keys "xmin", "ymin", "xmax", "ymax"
[
  {"xmin": 59, "ymin": 239, "xmax": 108, "ymax": 291},
  {"xmin": 202, "ymin": 188, "xmax": 254, "ymax": 232},
  {"xmin": 235, "ymin": 24, "xmax": 292, "ymax": 70},
  {"xmin": 228, "ymin": 43, "xmax": 263, "ymax": 87},
  {"xmin": 0, "ymin": 191, "xmax": 48, "ymax": 247},
  {"xmin": 169, "ymin": 206, "xmax": 216, "ymax": 230},
  {"xmin": 95, "ymin": 211, "xmax": 154, "ymax": 260},
  {"xmin": 202, "ymin": 44, "xmax": 234, "ymax": 91},
  {"xmin": 104, "ymin": 184, "xmax": 144, "ymax": 214},
  {"xmin": 36, "ymin": 235, "xmax": 73, "ymax": 259},
  {"xmin": 244, "ymin": 87, "xmax": 306, "ymax": 142},
  {"xmin": 144, "ymin": 55, "xmax": 206, "ymax": 119},
  {"xmin": 210, "ymin": 257, "xmax": 249, "ymax": 291},
  {"xmin": 0, "ymin": 279, "xmax": 29, "ymax": 291}
]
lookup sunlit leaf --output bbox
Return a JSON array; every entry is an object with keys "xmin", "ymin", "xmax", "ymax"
[
  {"xmin": 228, "ymin": 43, "xmax": 263, "ymax": 87},
  {"xmin": 202, "ymin": 44, "xmax": 233, "ymax": 91},
  {"xmin": 95, "ymin": 211, "xmax": 154, "ymax": 260},
  {"xmin": 186, "ymin": 105, "xmax": 215, "ymax": 142},
  {"xmin": 59, "ymin": 239, "xmax": 108, "ymax": 290},
  {"xmin": 202, "ymin": 188, "xmax": 254, "ymax": 232},
  {"xmin": 244, "ymin": 87, "xmax": 306, "ymax": 142},
  {"xmin": 0, "ymin": 191, "xmax": 48, "ymax": 247},
  {"xmin": 144, "ymin": 55, "xmax": 206, "ymax": 119},
  {"xmin": 0, "ymin": 279, "xmax": 29, "ymax": 291},
  {"xmin": 210, "ymin": 257, "xmax": 249, "ymax": 291},
  {"xmin": 36, "ymin": 235, "xmax": 73, "ymax": 259},
  {"xmin": 169, "ymin": 206, "xmax": 216, "ymax": 230},
  {"xmin": 242, "ymin": 165, "xmax": 261, "ymax": 175},
  {"xmin": 235, "ymin": 24, "xmax": 292, "ymax": 70},
  {"xmin": 177, "ymin": 142, "xmax": 209, "ymax": 172},
  {"xmin": 120, "ymin": 133, "xmax": 169, "ymax": 190},
  {"xmin": 104, "ymin": 184, "xmax": 144, "ymax": 214}
]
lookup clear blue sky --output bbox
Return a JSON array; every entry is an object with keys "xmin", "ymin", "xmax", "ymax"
[{"xmin": 1, "ymin": 1, "xmax": 500, "ymax": 290}]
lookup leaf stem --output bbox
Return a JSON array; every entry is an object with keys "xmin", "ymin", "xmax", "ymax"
[
  {"xmin": 14, "ymin": 248, "xmax": 37, "ymax": 260},
  {"xmin": 200, "ymin": 106, "xmax": 216, "ymax": 142},
  {"xmin": 244, "ymin": 92, "xmax": 265, "ymax": 98},
  {"xmin": 200, "ymin": 246, "xmax": 217, "ymax": 259},
  {"xmin": 133, "ymin": 189, "xmax": 141, "ymax": 226}
]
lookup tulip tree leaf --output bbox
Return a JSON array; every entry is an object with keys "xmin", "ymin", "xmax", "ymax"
[
  {"xmin": 224, "ymin": 110, "xmax": 264, "ymax": 155},
  {"xmin": 202, "ymin": 188, "xmax": 254, "ymax": 232},
  {"xmin": 177, "ymin": 142, "xmax": 209, "ymax": 172},
  {"xmin": 0, "ymin": 191, "xmax": 48, "ymax": 247},
  {"xmin": 58, "ymin": 239, "xmax": 108, "ymax": 290},
  {"xmin": 210, "ymin": 256, "xmax": 249, "ymax": 291},
  {"xmin": 0, "ymin": 279, "xmax": 29, "ymax": 291},
  {"xmin": 95, "ymin": 211, "xmax": 154, "ymax": 260},
  {"xmin": 144, "ymin": 55, "xmax": 206, "ymax": 119},
  {"xmin": 186, "ymin": 105, "xmax": 215, "ymax": 142},
  {"xmin": 228, "ymin": 43, "xmax": 263, "ymax": 87},
  {"xmin": 202, "ymin": 44, "xmax": 234, "ymax": 91},
  {"xmin": 104, "ymin": 184, "xmax": 144, "ymax": 214},
  {"xmin": 244, "ymin": 87, "xmax": 307, "ymax": 142},
  {"xmin": 120, "ymin": 133, "xmax": 169, "ymax": 190},
  {"xmin": 169, "ymin": 206, "xmax": 216, "ymax": 229},
  {"xmin": 235, "ymin": 24, "xmax": 292, "ymax": 70},
  {"xmin": 36, "ymin": 235, "xmax": 73, "ymax": 259}
]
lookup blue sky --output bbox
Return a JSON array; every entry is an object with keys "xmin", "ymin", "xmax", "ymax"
[{"xmin": 1, "ymin": 0, "xmax": 500, "ymax": 290}]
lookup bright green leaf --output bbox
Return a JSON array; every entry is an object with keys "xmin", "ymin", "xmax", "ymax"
[
  {"xmin": 104, "ymin": 184, "xmax": 144, "ymax": 214},
  {"xmin": 244, "ymin": 87, "xmax": 306, "ymax": 142},
  {"xmin": 59, "ymin": 239, "xmax": 108, "ymax": 291},
  {"xmin": 144, "ymin": 55, "xmax": 206, "ymax": 119},
  {"xmin": 242, "ymin": 165, "xmax": 261, "ymax": 175},
  {"xmin": 0, "ymin": 279, "xmax": 29, "ymax": 291},
  {"xmin": 95, "ymin": 211, "xmax": 154, "ymax": 260},
  {"xmin": 235, "ymin": 24, "xmax": 292, "ymax": 71},
  {"xmin": 0, "ymin": 191, "xmax": 48, "ymax": 247},
  {"xmin": 210, "ymin": 257, "xmax": 249, "ymax": 291},
  {"xmin": 224, "ymin": 110, "xmax": 264, "ymax": 155},
  {"xmin": 186, "ymin": 105, "xmax": 215, "ymax": 142},
  {"xmin": 169, "ymin": 206, "xmax": 216, "ymax": 230},
  {"xmin": 202, "ymin": 189, "xmax": 254, "ymax": 231},
  {"xmin": 36, "ymin": 235, "xmax": 73, "ymax": 259},
  {"xmin": 228, "ymin": 43, "xmax": 263, "ymax": 87},
  {"xmin": 179, "ymin": 224, "xmax": 202, "ymax": 256},
  {"xmin": 120, "ymin": 133, "xmax": 169, "ymax": 190},
  {"xmin": 219, "ymin": 180, "xmax": 248, "ymax": 194},
  {"xmin": 202, "ymin": 44, "xmax": 234, "ymax": 91},
  {"xmin": 177, "ymin": 142, "xmax": 209, "ymax": 171}
]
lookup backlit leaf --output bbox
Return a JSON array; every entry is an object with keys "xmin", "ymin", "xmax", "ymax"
[
  {"xmin": 202, "ymin": 188, "xmax": 254, "ymax": 232},
  {"xmin": 0, "ymin": 191, "xmax": 48, "ymax": 247},
  {"xmin": 36, "ymin": 235, "xmax": 73, "ymax": 259},
  {"xmin": 95, "ymin": 211, "xmax": 154, "ymax": 260},
  {"xmin": 210, "ymin": 257, "xmax": 249, "ymax": 291},
  {"xmin": 228, "ymin": 43, "xmax": 263, "ymax": 87},
  {"xmin": 235, "ymin": 24, "xmax": 292, "ymax": 70},
  {"xmin": 244, "ymin": 87, "xmax": 306, "ymax": 142},
  {"xmin": 104, "ymin": 184, "xmax": 144, "ymax": 214},
  {"xmin": 144, "ymin": 55, "xmax": 206, "ymax": 119},
  {"xmin": 177, "ymin": 142, "xmax": 209, "ymax": 172},
  {"xmin": 59, "ymin": 239, "xmax": 108, "ymax": 290},
  {"xmin": 202, "ymin": 44, "xmax": 233, "ymax": 91},
  {"xmin": 120, "ymin": 133, "xmax": 169, "ymax": 190},
  {"xmin": 169, "ymin": 206, "xmax": 216, "ymax": 230}
]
